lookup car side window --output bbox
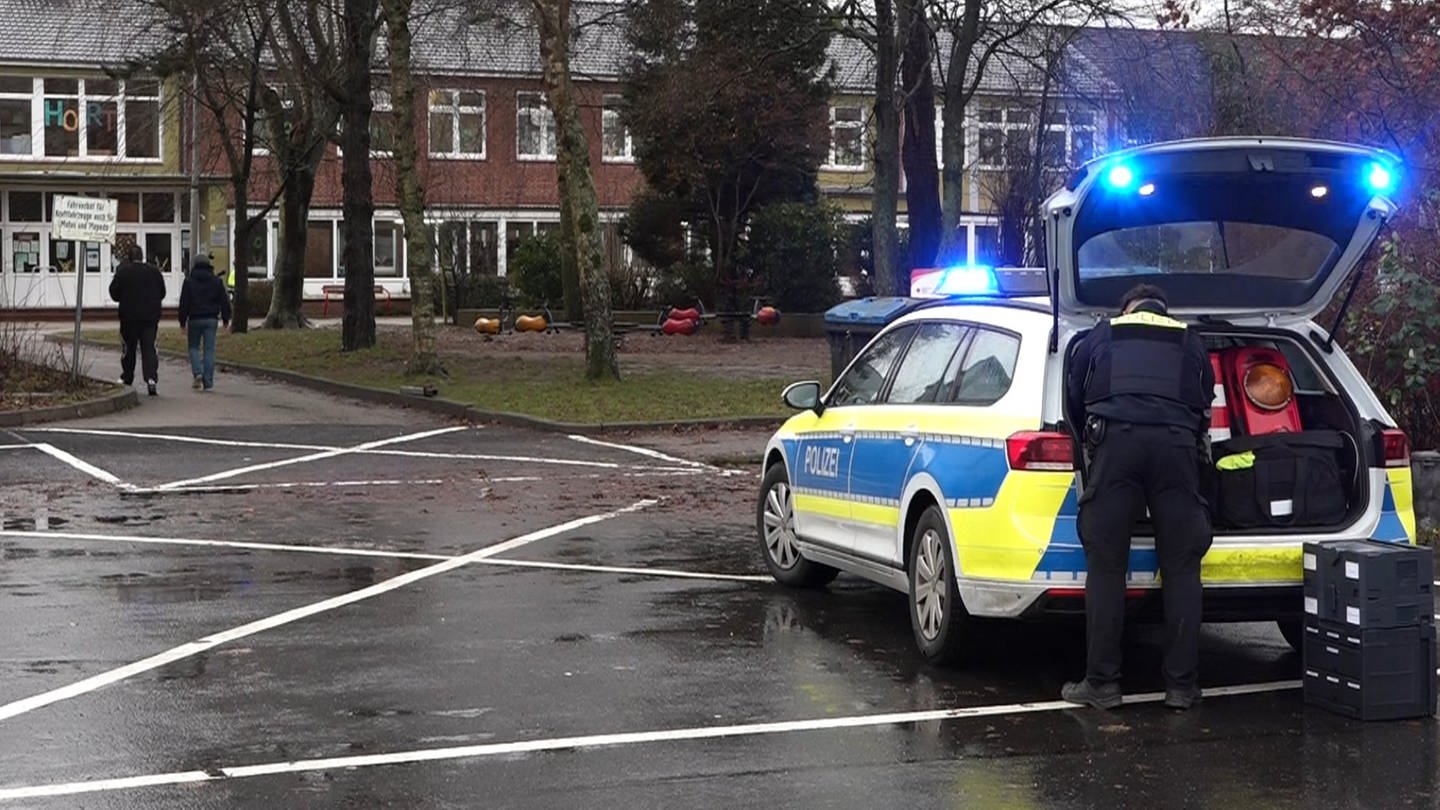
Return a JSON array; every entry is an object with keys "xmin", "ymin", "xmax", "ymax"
[
  {"xmin": 946, "ymin": 328, "xmax": 1020, "ymax": 405},
  {"xmin": 830, "ymin": 325, "xmax": 915, "ymax": 406},
  {"xmin": 886, "ymin": 323, "xmax": 970, "ymax": 404}
]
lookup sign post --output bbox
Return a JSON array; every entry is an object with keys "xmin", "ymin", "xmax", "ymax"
[{"xmin": 51, "ymin": 195, "xmax": 118, "ymax": 384}]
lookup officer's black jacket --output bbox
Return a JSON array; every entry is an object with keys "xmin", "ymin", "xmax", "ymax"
[{"xmin": 1065, "ymin": 308, "xmax": 1214, "ymax": 435}]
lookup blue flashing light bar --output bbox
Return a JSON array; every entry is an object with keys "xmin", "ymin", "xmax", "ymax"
[
  {"xmin": 910, "ymin": 266, "xmax": 1049, "ymax": 299},
  {"xmin": 933, "ymin": 265, "xmax": 997, "ymax": 296}
]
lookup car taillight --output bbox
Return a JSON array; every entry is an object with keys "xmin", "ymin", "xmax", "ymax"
[
  {"xmin": 1382, "ymin": 429, "xmax": 1410, "ymax": 468},
  {"xmin": 1006, "ymin": 431, "xmax": 1074, "ymax": 471}
]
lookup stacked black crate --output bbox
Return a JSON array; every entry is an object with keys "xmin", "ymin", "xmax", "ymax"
[{"xmin": 1302, "ymin": 540, "xmax": 1437, "ymax": 720}]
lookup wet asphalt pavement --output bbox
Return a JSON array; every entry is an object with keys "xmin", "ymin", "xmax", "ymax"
[{"xmin": 1, "ymin": 406, "xmax": 1437, "ymax": 808}]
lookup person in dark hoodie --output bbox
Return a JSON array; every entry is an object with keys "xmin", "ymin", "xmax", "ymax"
[
  {"xmin": 178, "ymin": 255, "xmax": 231, "ymax": 392},
  {"xmin": 108, "ymin": 243, "xmax": 166, "ymax": 396}
]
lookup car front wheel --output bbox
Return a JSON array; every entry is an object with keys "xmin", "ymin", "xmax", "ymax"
[
  {"xmin": 908, "ymin": 504, "xmax": 970, "ymax": 665},
  {"xmin": 757, "ymin": 463, "xmax": 838, "ymax": 588}
]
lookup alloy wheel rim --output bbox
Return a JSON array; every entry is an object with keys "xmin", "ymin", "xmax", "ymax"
[
  {"xmin": 762, "ymin": 482, "xmax": 799, "ymax": 569},
  {"xmin": 914, "ymin": 528, "xmax": 947, "ymax": 641}
]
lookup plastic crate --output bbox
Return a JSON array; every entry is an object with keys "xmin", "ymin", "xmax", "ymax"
[
  {"xmin": 1302, "ymin": 540, "xmax": 1434, "ymax": 629},
  {"xmin": 1302, "ymin": 620, "xmax": 1436, "ymax": 720}
]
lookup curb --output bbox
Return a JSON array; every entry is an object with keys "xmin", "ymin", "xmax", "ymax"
[
  {"xmin": 0, "ymin": 379, "xmax": 138, "ymax": 428},
  {"xmin": 61, "ymin": 336, "xmax": 789, "ymax": 436}
]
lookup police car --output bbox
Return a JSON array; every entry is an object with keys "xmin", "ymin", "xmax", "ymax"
[{"xmin": 757, "ymin": 137, "xmax": 1416, "ymax": 664}]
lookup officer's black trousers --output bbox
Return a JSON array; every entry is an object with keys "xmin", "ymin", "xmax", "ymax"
[{"xmin": 1077, "ymin": 422, "xmax": 1213, "ymax": 691}]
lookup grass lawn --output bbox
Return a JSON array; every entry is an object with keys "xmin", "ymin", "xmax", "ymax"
[{"xmin": 89, "ymin": 324, "xmax": 828, "ymax": 424}]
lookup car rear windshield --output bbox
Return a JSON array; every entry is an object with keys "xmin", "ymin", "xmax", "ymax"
[
  {"xmin": 1079, "ymin": 221, "xmax": 1340, "ymax": 305},
  {"xmin": 1070, "ymin": 157, "xmax": 1377, "ymax": 310}
]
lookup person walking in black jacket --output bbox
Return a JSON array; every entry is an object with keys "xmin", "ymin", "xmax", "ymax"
[
  {"xmin": 108, "ymin": 244, "xmax": 166, "ymax": 396},
  {"xmin": 178, "ymin": 256, "xmax": 231, "ymax": 392}
]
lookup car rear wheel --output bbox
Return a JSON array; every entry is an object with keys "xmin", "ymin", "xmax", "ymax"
[
  {"xmin": 908, "ymin": 504, "xmax": 970, "ymax": 665},
  {"xmin": 757, "ymin": 463, "xmax": 838, "ymax": 588},
  {"xmin": 1277, "ymin": 619, "xmax": 1305, "ymax": 653}
]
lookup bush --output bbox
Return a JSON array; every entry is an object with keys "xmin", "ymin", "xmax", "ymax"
[
  {"xmin": 651, "ymin": 261, "xmax": 716, "ymax": 311},
  {"xmin": 240, "ymin": 279, "xmax": 273, "ymax": 317},
  {"xmin": 743, "ymin": 201, "xmax": 843, "ymax": 313},
  {"xmin": 509, "ymin": 232, "xmax": 565, "ymax": 308},
  {"xmin": 1343, "ymin": 233, "xmax": 1440, "ymax": 449}
]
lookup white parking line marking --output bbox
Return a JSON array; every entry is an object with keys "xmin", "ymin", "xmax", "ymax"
[
  {"xmin": 483, "ymin": 558, "xmax": 772, "ymax": 583},
  {"xmin": 0, "ymin": 680, "xmax": 1299, "ymax": 801},
  {"xmin": 0, "ymin": 528, "xmax": 767, "ymax": 582},
  {"xmin": 0, "ymin": 529, "xmax": 454, "ymax": 562},
  {"xmin": 153, "ymin": 426, "xmax": 468, "ymax": 490},
  {"xmin": 0, "ymin": 499, "xmax": 657, "ymax": 724},
  {"xmin": 20, "ymin": 427, "xmax": 689, "ymax": 476},
  {"xmin": 0, "ymin": 443, "xmax": 35, "ymax": 450},
  {"xmin": 362, "ymin": 447, "xmax": 671, "ymax": 470},
  {"xmin": 22, "ymin": 427, "xmax": 331, "ymax": 452},
  {"xmin": 30, "ymin": 443, "xmax": 128, "ymax": 488},
  {"xmin": 568, "ymin": 434, "xmax": 710, "ymax": 470},
  {"xmin": 127, "ymin": 478, "xmax": 449, "ymax": 495}
]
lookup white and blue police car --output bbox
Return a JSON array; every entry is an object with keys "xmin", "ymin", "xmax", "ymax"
[{"xmin": 757, "ymin": 137, "xmax": 1417, "ymax": 664}]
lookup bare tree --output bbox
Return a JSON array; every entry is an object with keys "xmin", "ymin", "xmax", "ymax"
[
  {"xmin": 382, "ymin": 0, "xmax": 444, "ymax": 375},
  {"xmin": 533, "ymin": 0, "xmax": 617, "ymax": 379},
  {"xmin": 138, "ymin": 0, "xmax": 284, "ymax": 334}
]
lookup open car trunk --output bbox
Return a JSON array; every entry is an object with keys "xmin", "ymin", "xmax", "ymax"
[
  {"xmin": 1062, "ymin": 324, "xmax": 1372, "ymax": 536},
  {"xmin": 1046, "ymin": 138, "xmax": 1402, "ymax": 537}
]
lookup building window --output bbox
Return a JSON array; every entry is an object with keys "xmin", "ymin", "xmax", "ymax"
[
  {"xmin": 516, "ymin": 92, "xmax": 556, "ymax": 160},
  {"xmin": 1052, "ymin": 109, "xmax": 1096, "ymax": 167},
  {"xmin": 0, "ymin": 77, "xmax": 33, "ymax": 155},
  {"xmin": 375, "ymin": 221, "xmax": 403, "ymax": 277},
  {"xmin": 7, "ymin": 76, "xmax": 163, "ymax": 160},
  {"xmin": 428, "ymin": 89, "xmax": 485, "ymax": 158},
  {"xmin": 977, "ymin": 107, "xmax": 1031, "ymax": 170},
  {"xmin": 125, "ymin": 79, "xmax": 161, "ymax": 158},
  {"xmin": 602, "ymin": 95, "xmax": 632, "ymax": 162},
  {"xmin": 826, "ymin": 105, "xmax": 865, "ymax": 169},
  {"xmin": 370, "ymin": 88, "xmax": 395, "ymax": 154}
]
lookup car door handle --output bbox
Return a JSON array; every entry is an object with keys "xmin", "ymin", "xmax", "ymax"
[
  {"xmin": 900, "ymin": 426, "xmax": 920, "ymax": 446},
  {"xmin": 838, "ymin": 425, "xmax": 856, "ymax": 442}
]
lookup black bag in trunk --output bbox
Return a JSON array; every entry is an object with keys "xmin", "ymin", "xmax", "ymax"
[{"xmin": 1213, "ymin": 431, "xmax": 1348, "ymax": 529}]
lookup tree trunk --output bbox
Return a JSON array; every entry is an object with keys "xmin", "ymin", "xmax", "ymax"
[
  {"xmin": 870, "ymin": 0, "xmax": 901, "ymax": 296},
  {"xmin": 265, "ymin": 151, "xmax": 320, "ymax": 329},
  {"xmin": 938, "ymin": 0, "xmax": 982, "ymax": 265},
  {"xmin": 899, "ymin": 0, "xmax": 940, "ymax": 277},
  {"xmin": 534, "ymin": 0, "xmax": 617, "ymax": 380},
  {"xmin": 559, "ymin": 193, "xmax": 582, "ymax": 322},
  {"xmin": 383, "ymin": 0, "xmax": 444, "ymax": 376},
  {"xmin": 232, "ymin": 195, "xmax": 254, "ymax": 334},
  {"xmin": 340, "ymin": 0, "xmax": 379, "ymax": 351}
]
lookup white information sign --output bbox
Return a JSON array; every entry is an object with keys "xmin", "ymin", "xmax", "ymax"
[{"xmin": 51, "ymin": 195, "xmax": 119, "ymax": 243}]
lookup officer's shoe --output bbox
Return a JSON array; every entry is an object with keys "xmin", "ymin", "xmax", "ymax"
[
  {"xmin": 1163, "ymin": 687, "xmax": 1202, "ymax": 710},
  {"xmin": 1061, "ymin": 680, "xmax": 1122, "ymax": 709}
]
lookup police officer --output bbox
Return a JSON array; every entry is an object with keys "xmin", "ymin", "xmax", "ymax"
[{"xmin": 1061, "ymin": 284, "xmax": 1214, "ymax": 711}]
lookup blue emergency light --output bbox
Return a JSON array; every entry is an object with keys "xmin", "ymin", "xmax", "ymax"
[
  {"xmin": 1365, "ymin": 161, "xmax": 1397, "ymax": 194},
  {"xmin": 932, "ymin": 265, "xmax": 998, "ymax": 296},
  {"xmin": 1104, "ymin": 163, "xmax": 1135, "ymax": 190}
]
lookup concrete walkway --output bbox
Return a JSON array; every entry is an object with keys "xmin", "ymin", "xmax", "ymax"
[{"xmin": 42, "ymin": 321, "xmax": 446, "ymax": 430}]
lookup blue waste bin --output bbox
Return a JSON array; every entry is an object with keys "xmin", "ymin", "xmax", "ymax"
[{"xmin": 823, "ymin": 297, "xmax": 927, "ymax": 381}]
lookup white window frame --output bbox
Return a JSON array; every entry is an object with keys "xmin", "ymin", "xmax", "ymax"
[
  {"xmin": 601, "ymin": 94, "xmax": 633, "ymax": 163},
  {"xmin": 515, "ymin": 91, "xmax": 556, "ymax": 161},
  {"xmin": 976, "ymin": 106, "xmax": 1031, "ymax": 170},
  {"xmin": 370, "ymin": 88, "xmax": 395, "ymax": 157},
  {"xmin": 0, "ymin": 76, "xmax": 163, "ymax": 163},
  {"xmin": 427, "ymin": 88, "xmax": 486, "ymax": 160},
  {"xmin": 824, "ymin": 105, "xmax": 866, "ymax": 171}
]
